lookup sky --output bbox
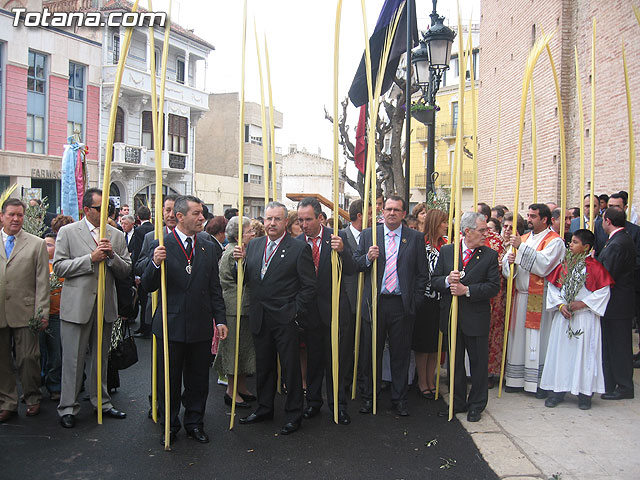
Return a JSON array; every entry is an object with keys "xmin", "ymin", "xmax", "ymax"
[{"xmin": 152, "ymin": 0, "xmax": 479, "ymax": 178}]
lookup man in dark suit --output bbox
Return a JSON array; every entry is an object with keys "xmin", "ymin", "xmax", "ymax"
[
  {"xmin": 340, "ymin": 200, "xmax": 365, "ymax": 394},
  {"xmin": 432, "ymin": 212, "xmax": 501, "ymax": 422},
  {"xmin": 131, "ymin": 206, "xmax": 154, "ymax": 337},
  {"xmin": 120, "ymin": 215, "xmax": 136, "ymax": 254},
  {"xmin": 570, "ymin": 194, "xmax": 598, "ymax": 232},
  {"xmin": 296, "ymin": 197, "xmax": 356, "ymax": 425},
  {"xmin": 593, "ymin": 193, "xmax": 640, "ymax": 367},
  {"xmin": 235, "ymin": 201, "xmax": 316, "ymax": 435},
  {"xmin": 354, "ymin": 196, "xmax": 428, "ymax": 416},
  {"xmin": 598, "ymin": 207, "xmax": 636, "ymax": 400},
  {"xmin": 142, "ymin": 195, "xmax": 227, "ymax": 445}
]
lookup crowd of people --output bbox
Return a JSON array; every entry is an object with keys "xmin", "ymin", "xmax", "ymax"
[{"xmin": 0, "ymin": 187, "xmax": 638, "ymax": 444}]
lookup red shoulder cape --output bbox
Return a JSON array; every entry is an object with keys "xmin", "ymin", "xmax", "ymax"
[{"xmin": 547, "ymin": 256, "xmax": 615, "ymax": 292}]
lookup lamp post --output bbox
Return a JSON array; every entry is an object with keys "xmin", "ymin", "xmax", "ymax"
[{"xmin": 411, "ymin": 0, "xmax": 455, "ymax": 196}]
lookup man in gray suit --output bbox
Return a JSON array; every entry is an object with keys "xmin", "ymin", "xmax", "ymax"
[
  {"xmin": 0, "ymin": 198, "xmax": 50, "ymax": 422},
  {"xmin": 53, "ymin": 188, "xmax": 131, "ymax": 428}
]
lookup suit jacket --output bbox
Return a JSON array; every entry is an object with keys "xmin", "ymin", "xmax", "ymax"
[
  {"xmin": 296, "ymin": 227, "xmax": 357, "ymax": 328},
  {"xmin": 141, "ymin": 230, "xmax": 226, "ymax": 343},
  {"xmin": 53, "ymin": 221, "xmax": 131, "ymax": 325},
  {"xmin": 594, "ymin": 217, "xmax": 640, "ymax": 275},
  {"xmin": 431, "ymin": 243, "xmax": 501, "ymax": 337},
  {"xmin": 598, "ymin": 229, "xmax": 636, "ymax": 320},
  {"xmin": 131, "ymin": 221, "xmax": 154, "ymax": 266},
  {"xmin": 340, "ymin": 226, "xmax": 360, "ymax": 316},
  {"xmin": 123, "ymin": 229, "xmax": 135, "ymax": 254},
  {"xmin": 244, "ymin": 233, "xmax": 316, "ymax": 335},
  {"xmin": 210, "ymin": 236, "xmax": 225, "ymax": 265},
  {"xmin": 354, "ymin": 224, "xmax": 428, "ymax": 319},
  {"xmin": 0, "ymin": 229, "xmax": 50, "ymax": 328}
]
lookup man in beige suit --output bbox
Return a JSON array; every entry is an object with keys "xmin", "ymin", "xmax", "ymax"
[
  {"xmin": 53, "ymin": 188, "xmax": 131, "ymax": 428},
  {"xmin": 0, "ymin": 198, "xmax": 50, "ymax": 422}
]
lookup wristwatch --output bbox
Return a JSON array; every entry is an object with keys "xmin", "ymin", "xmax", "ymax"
[{"xmin": 465, "ymin": 287, "xmax": 471, "ymax": 298}]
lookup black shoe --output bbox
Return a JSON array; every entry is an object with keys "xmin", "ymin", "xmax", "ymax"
[
  {"xmin": 280, "ymin": 419, "xmax": 301, "ymax": 435},
  {"xmin": 359, "ymin": 400, "xmax": 373, "ymax": 414},
  {"xmin": 60, "ymin": 414, "xmax": 75, "ymax": 428},
  {"xmin": 503, "ymin": 386, "xmax": 523, "ymax": 393},
  {"xmin": 239, "ymin": 392, "xmax": 257, "ymax": 402},
  {"xmin": 394, "ymin": 402, "xmax": 409, "ymax": 417},
  {"xmin": 303, "ymin": 405, "xmax": 321, "ymax": 419},
  {"xmin": 545, "ymin": 394, "xmax": 564, "ymax": 408},
  {"xmin": 186, "ymin": 427, "xmax": 209, "ymax": 443},
  {"xmin": 578, "ymin": 394, "xmax": 592, "ymax": 410},
  {"xmin": 99, "ymin": 407, "xmax": 127, "ymax": 419},
  {"xmin": 239, "ymin": 412, "xmax": 273, "ymax": 424},
  {"xmin": 224, "ymin": 393, "xmax": 251, "ymax": 409},
  {"xmin": 601, "ymin": 390, "xmax": 634, "ymax": 400},
  {"xmin": 437, "ymin": 406, "xmax": 467, "ymax": 417},
  {"xmin": 487, "ymin": 377, "xmax": 496, "ymax": 390},
  {"xmin": 160, "ymin": 431, "xmax": 178, "ymax": 446},
  {"xmin": 337, "ymin": 410, "xmax": 351, "ymax": 425},
  {"xmin": 535, "ymin": 388, "xmax": 549, "ymax": 399},
  {"xmin": 467, "ymin": 409, "xmax": 482, "ymax": 422}
]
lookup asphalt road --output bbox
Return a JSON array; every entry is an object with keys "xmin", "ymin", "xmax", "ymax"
[{"xmin": 1, "ymin": 336, "xmax": 498, "ymax": 480}]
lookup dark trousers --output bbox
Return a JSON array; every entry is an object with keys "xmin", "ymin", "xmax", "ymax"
[
  {"xmin": 306, "ymin": 313, "xmax": 354, "ymax": 412},
  {"xmin": 39, "ymin": 314, "xmax": 62, "ymax": 395},
  {"xmin": 449, "ymin": 325, "xmax": 489, "ymax": 412},
  {"xmin": 601, "ymin": 316, "xmax": 635, "ymax": 394},
  {"xmin": 138, "ymin": 289, "xmax": 150, "ymax": 331},
  {"xmin": 156, "ymin": 340, "xmax": 210, "ymax": 433},
  {"xmin": 362, "ymin": 295, "xmax": 413, "ymax": 404},
  {"xmin": 253, "ymin": 318, "xmax": 303, "ymax": 423}
]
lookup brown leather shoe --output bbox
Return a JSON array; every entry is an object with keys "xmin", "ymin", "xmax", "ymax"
[
  {"xmin": 0, "ymin": 410, "xmax": 17, "ymax": 422},
  {"xmin": 26, "ymin": 404, "xmax": 41, "ymax": 417}
]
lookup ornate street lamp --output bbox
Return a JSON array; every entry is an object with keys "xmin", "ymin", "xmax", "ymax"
[{"xmin": 411, "ymin": 1, "xmax": 455, "ymax": 195}]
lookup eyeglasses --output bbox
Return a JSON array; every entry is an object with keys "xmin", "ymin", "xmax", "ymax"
[{"xmin": 88, "ymin": 205, "xmax": 101, "ymax": 212}]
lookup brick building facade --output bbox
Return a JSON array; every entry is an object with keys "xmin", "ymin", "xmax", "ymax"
[{"xmin": 478, "ymin": 0, "xmax": 640, "ymax": 211}]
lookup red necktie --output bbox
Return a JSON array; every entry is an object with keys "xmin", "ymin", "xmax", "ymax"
[
  {"xmin": 462, "ymin": 248, "xmax": 473, "ymax": 267},
  {"xmin": 311, "ymin": 237, "xmax": 320, "ymax": 273}
]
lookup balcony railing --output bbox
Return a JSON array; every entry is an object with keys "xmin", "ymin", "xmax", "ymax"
[
  {"xmin": 437, "ymin": 123, "xmax": 457, "ymax": 139},
  {"xmin": 413, "ymin": 171, "xmax": 474, "ymax": 189}
]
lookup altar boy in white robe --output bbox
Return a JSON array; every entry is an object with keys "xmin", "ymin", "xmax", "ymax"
[{"xmin": 540, "ymin": 229, "xmax": 613, "ymax": 410}]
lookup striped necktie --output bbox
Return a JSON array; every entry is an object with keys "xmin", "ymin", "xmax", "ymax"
[{"xmin": 384, "ymin": 231, "xmax": 398, "ymax": 293}]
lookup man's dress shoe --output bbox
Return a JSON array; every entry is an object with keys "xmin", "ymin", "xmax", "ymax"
[
  {"xmin": 303, "ymin": 405, "xmax": 320, "ymax": 419},
  {"xmin": 239, "ymin": 412, "xmax": 273, "ymax": 424},
  {"xmin": 280, "ymin": 419, "xmax": 301, "ymax": 435},
  {"xmin": 338, "ymin": 410, "xmax": 351, "ymax": 425},
  {"xmin": 534, "ymin": 388, "xmax": 549, "ymax": 399},
  {"xmin": 60, "ymin": 414, "xmax": 75, "ymax": 428},
  {"xmin": 99, "ymin": 407, "xmax": 127, "ymax": 419},
  {"xmin": 160, "ymin": 431, "xmax": 178, "ymax": 446},
  {"xmin": 0, "ymin": 410, "xmax": 17, "ymax": 423},
  {"xmin": 437, "ymin": 406, "xmax": 467, "ymax": 417},
  {"xmin": 394, "ymin": 402, "xmax": 409, "ymax": 417},
  {"xmin": 186, "ymin": 427, "xmax": 209, "ymax": 443},
  {"xmin": 358, "ymin": 400, "xmax": 373, "ymax": 414},
  {"xmin": 503, "ymin": 386, "xmax": 523, "ymax": 393},
  {"xmin": 26, "ymin": 404, "xmax": 40, "ymax": 416},
  {"xmin": 466, "ymin": 409, "xmax": 482, "ymax": 422},
  {"xmin": 601, "ymin": 390, "xmax": 634, "ymax": 400}
]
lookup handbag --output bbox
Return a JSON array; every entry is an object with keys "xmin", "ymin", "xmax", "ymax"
[{"xmin": 111, "ymin": 322, "xmax": 138, "ymax": 370}]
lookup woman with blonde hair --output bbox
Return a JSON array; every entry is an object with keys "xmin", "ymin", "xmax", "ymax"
[{"xmin": 413, "ymin": 208, "xmax": 448, "ymax": 399}]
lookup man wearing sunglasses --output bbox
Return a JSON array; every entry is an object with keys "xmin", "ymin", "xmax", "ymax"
[{"xmin": 53, "ymin": 188, "xmax": 132, "ymax": 428}]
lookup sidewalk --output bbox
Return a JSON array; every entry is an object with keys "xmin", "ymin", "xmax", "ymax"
[{"xmin": 451, "ymin": 358, "xmax": 640, "ymax": 479}]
